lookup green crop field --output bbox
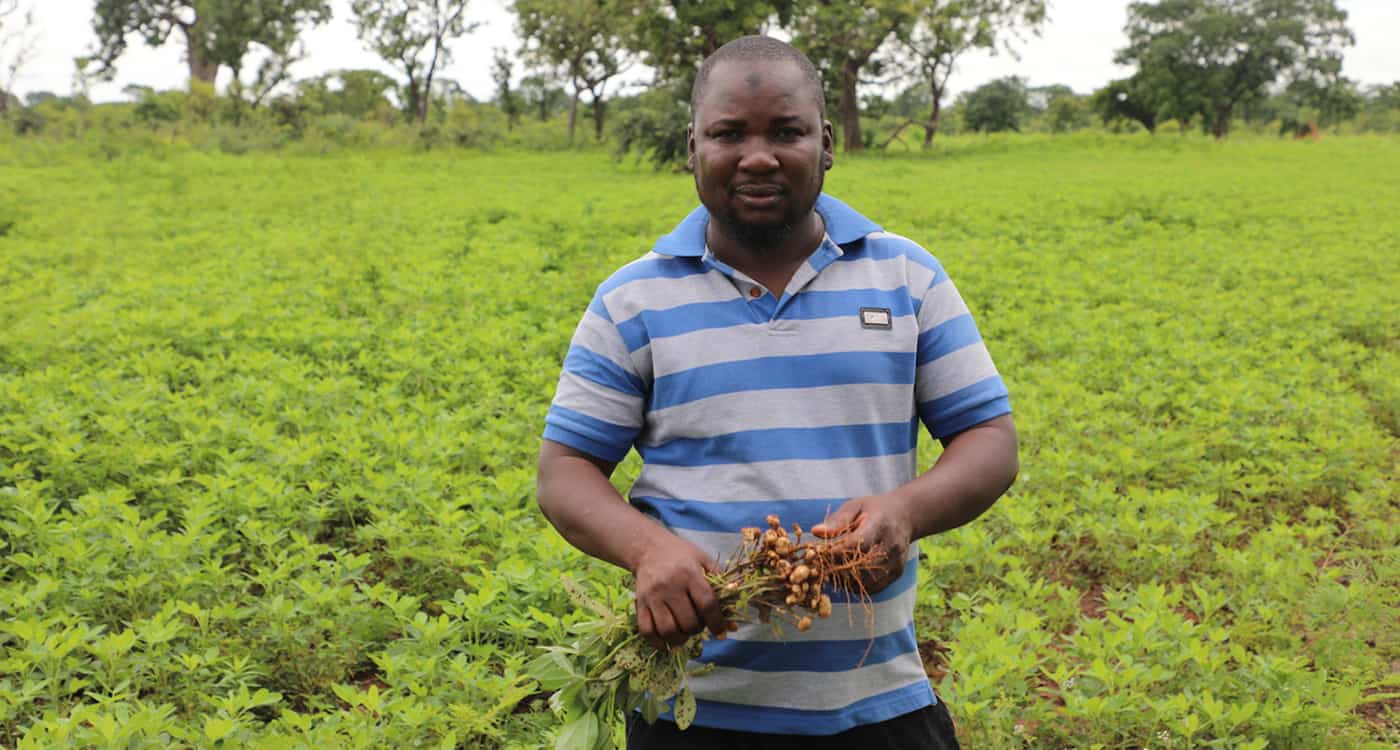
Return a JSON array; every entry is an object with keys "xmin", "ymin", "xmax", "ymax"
[{"xmin": 0, "ymin": 134, "xmax": 1396, "ymax": 749}]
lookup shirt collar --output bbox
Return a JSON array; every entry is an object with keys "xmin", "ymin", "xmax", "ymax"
[{"xmin": 651, "ymin": 193, "xmax": 881, "ymax": 257}]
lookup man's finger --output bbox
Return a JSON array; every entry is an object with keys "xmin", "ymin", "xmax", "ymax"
[
  {"xmin": 662, "ymin": 601, "xmax": 696, "ymax": 648},
  {"xmin": 649, "ymin": 604, "xmax": 679, "ymax": 651},
  {"xmin": 812, "ymin": 506, "xmax": 863, "ymax": 538},
  {"xmin": 689, "ymin": 574, "xmax": 727, "ymax": 636},
  {"xmin": 638, "ymin": 603, "xmax": 665, "ymax": 652}
]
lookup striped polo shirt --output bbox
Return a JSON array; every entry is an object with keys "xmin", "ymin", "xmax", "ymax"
[{"xmin": 543, "ymin": 193, "xmax": 1011, "ymax": 735}]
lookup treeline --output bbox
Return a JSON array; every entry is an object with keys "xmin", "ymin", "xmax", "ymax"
[{"xmin": 3, "ymin": 0, "xmax": 1399, "ymax": 163}]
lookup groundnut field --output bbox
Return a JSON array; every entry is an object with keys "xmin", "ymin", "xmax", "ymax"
[{"xmin": 0, "ymin": 134, "xmax": 1396, "ymax": 748}]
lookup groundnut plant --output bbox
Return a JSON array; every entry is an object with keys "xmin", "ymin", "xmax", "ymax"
[{"xmin": 527, "ymin": 515, "xmax": 885, "ymax": 749}]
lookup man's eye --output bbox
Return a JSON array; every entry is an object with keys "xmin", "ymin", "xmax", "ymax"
[
  {"xmin": 776, "ymin": 127, "xmax": 803, "ymax": 140},
  {"xmin": 715, "ymin": 130, "xmax": 742, "ymax": 141}
]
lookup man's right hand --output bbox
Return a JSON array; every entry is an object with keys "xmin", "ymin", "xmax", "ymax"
[
  {"xmin": 537, "ymin": 440, "xmax": 730, "ymax": 653},
  {"xmin": 632, "ymin": 538, "xmax": 728, "ymax": 652}
]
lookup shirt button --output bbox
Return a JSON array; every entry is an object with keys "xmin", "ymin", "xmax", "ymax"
[{"xmin": 749, "ymin": 288, "xmax": 762, "ymax": 299}]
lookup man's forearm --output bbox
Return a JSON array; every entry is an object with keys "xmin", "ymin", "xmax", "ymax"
[
  {"xmin": 890, "ymin": 414, "xmax": 1019, "ymax": 541},
  {"xmin": 536, "ymin": 441, "xmax": 674, "ymax": 574}
]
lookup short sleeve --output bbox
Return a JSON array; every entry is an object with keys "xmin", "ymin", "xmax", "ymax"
[
  {"xmin": 913, "ymin": 267, "xmax": 1011, "ymax": 439},
  {"xmin": 543, "ymin": 293, "xmax": 647, "ymax": 463}
]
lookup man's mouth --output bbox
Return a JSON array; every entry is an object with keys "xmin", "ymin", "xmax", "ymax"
[
  {"xmin": 733, "ymin": 184, "xmax": 784, "ymax": 196},
  {"xmin": 733, "ymin": 184, "xmax": 785, "ymax": 207}
]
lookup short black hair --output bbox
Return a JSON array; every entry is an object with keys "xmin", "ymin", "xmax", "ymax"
[{"xmin": 691, "ymin": 36, "xmax": 826, "ymax": 123}]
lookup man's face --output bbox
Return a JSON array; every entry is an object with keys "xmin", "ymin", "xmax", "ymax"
[{"xmin": 688, "ymin": 58, "xmax": 834, "ymax": 252}]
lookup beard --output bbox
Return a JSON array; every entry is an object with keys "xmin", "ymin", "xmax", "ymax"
[
  {"xmin": 710, "ymin": 172, "xmax": 825, "ymax": 255},
  {"xmin": 712, "ymin": 211, "xmax": 796, "ymax": 253}
]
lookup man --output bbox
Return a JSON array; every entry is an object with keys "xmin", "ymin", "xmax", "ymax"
[{"xmin": 537, "ymin": 36, "xmax": 1017, "ymax": 749}]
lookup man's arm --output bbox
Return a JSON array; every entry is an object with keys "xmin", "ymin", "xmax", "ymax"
[
  {"xmin": 537, "ymin": 439, "xmax": 728, "ymax": 650},
  {"xmin": 811, "ymin": 414, "xmax": 1018, "ymax": 592}
]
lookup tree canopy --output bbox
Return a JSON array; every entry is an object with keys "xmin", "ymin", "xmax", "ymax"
[
  {"xmin": 89, "ymin": 0, "xmax": 330, "ymax": 86},
  {"xmin": 350, "ymin": 0, "xmax": 478, "ymax": 124},
  {"xmin": 896, "ymin": 0, "xmax": 1046, "ymax": 147},
  {"xmin": 961, "ymin": 75, "xmax": 1029, "ymax": 132},
  {"xmin": 513, "ymin": 0, "xmax": 631, "ymax": 142},
  {"xmin": 1115, "ymin": 0, "xmax": 1354, "ymax": 138},
  {"xmin": 791, "ymin": 0, "xmax": 908, "ymax": 152}
]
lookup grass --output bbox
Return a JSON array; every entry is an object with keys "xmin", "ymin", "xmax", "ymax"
[{"xmin": 0, "ymin": 132, "xmax": 1396, "ymax": 748}]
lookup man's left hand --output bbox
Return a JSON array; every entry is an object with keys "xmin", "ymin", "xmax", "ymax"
[{"xmin": 810, "ymin": 495, "xmax": 913, "ymax": 595}]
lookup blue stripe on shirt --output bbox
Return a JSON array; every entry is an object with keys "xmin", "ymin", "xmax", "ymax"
[
  {"xmin": 916, "ymin": 314, "xmax": 983, "ymax": 365},
  {"xmin": 653, "ymin": 351, "xmax": 916, "ymax": 410},
  {"xmin": 614, "ymin": 287, "xmax": 919, "ymax": 352},
  {"xmin": 543, "ymin": 408, "xmax": 637, "ymax": 463},
  {"xmin": 841, "ymin": 238, "xmax": 943, "ymax": 275},
  {"xmin": 666, "ymin": 679, "xmax": 935, "ymax": 735},
  {"xmin": 828, "ymin": 556, "xmax": 919, "ymax": 604},
  {"xmin": 920, "ymin": 379, "xmax": 1011, "ymax": 438},
  {"xmin": 562, "ymin": 345, "xmax": 645, "ymax": 396},
  {"xmin": 597, "ymin": 257, "xmax": 710, "ymax": 297},
  {"xmin": 632, "ymin": 497, "xmax": 852, "ymax": 533},
  {"xmin": 615, "ymin": 298, "xmax": 753, "ymax": 352},
  {"xmin": 698, "ymin": 622, "xmax": 918, "ymax": 673},
  {"xmin": 639, "ymin": 421, "xmax": 918, "ymax": 467}
]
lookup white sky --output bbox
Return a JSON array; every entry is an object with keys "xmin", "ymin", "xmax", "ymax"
[{"xmin": 10, "ymin": 0, "xmax": 1400, "ymax": 103}]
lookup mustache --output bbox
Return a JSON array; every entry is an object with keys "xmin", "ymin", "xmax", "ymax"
[{"xmin": 730, "ymin": 183, "xmax": 786, "ymax": 195}]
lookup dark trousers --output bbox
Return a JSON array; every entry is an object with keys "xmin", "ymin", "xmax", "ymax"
[{"xmin": 626, "ymin": 701, "xmax": 961, "ymax": 750}]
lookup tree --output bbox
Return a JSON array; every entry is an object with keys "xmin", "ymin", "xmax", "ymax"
[
  {"xmin": 1355, "ymin": 82, "xmax": 1400, "ymax": 133},
  {"xmin": 617, "ymin": 0, "xmax": 794, "ymax": 166},
  {"xmin": 1091, "ymin": 76, "xmax": 1164, "ymax": 133},
  {"xmin": 1116, "ymin": 0, "xmax": 1354, "ymax": 138},
  {"xmin": 628, "ymin": 0, "xmax": 796, "ymax": 83},
  {"xmin": 961, "ymin": 75, "xmax": 1029, "ymax": 132},
  {"xmin": 791, "ymin": 0, "xmax": 909, "ymax": 152},
  {"xmin": 227, "ymin": 38, "xmax": 306, "ymax": 111},
  {"xmin": 89, "ymin": 0, "xmax": 330, "ymax": 88},
  {"xmin": 350, "ymin": 0, "xmax": 479, "ymax": 125},
  {"xmin": 1040, "ymin": 89, "xmax": 1091, "ymax": 133},
  {"xmin": 1364, "ymin": 82, "xmax": 1400, "ymax": 111},
  {"xmin": 513, "ymin": 0, "xmax": 633, "ymax": 143},
  {"xmin": 0, "ymin": 0, "xmax": 37, "ymax": 119},
  {"xmin": 893, "ymin": 0, "xmax": 1045, "ymax": 148},
  {"xmin": 518, "ymin": 73, "xmax": 566, "ymax": 122},
  {"xmin": 22, "ymin": 89, "xmax": 54, "ymax": 107},
  {"xmin": 491, "ymin": 47, "xmax": 521, "ymax": 129},
  {"xmin": 1275, "ymin": 73, "xmax": 1360, "ymax": 133}
]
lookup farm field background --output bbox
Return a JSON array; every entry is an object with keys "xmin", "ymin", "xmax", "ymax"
[{"xmin": 0, "ymin": 135, "xmax": 1396, "ymax": 748}]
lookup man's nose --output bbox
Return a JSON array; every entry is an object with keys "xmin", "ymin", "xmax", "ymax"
[{"xmin": 737, "ymin": 140, "xmax": 779, "ymax": 172}]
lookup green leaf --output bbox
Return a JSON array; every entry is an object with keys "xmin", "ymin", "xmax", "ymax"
[
  {"xmin": 561, "ymin": 576, "xmax": 617, "ymax": 620},
  {"xmin": 204, "ymin": 716, "xmax": 236, "ymax": 743},
  {"xmin": 673, "ymin": 687, "xmax": 696, "ymax": 730},
  {"xmin": 640, "ymin": 694, "xmax": 662, "ymax": 725},
  {"xmin": 555, "ymin": 712, "xmax": 599, "ymax": 750},
  {"xmin": 528, "ymin": 651, "xmax": 579, "ymax": 690}
]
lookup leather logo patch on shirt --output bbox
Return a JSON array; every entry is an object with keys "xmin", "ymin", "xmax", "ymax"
[{"xmin": 860, "ymin": 307, "xmax": 892, "ymax": 330}]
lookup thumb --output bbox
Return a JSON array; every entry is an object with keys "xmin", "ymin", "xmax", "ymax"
[{"xmin": 812, "ymin": 500, "xmax": 864, "ymax": 538}]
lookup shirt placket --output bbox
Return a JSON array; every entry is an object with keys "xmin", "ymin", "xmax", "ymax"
[
  {"xmin": 703, "ymin": 249, "xmax": 775, "ymax": 323},
  {"xmin": 773, "ymin": 236, "xmax": 844, "ymax": 320}
]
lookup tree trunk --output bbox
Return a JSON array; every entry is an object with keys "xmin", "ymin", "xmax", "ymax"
[
  {"xmin": 182, "ymin": 25, "xmax": 218, "ymax": 87},
  {"xmin": 568, "ymin": 90, "xmax": 579, "ymax": 144},
  {"xmin": 404, "ymin": 73, "xmax": 421, "ymax": 124},
  {"xmin": 922, "ymin": 83, "xmax": 943, "ymax": 149},
  {"xmin": 418, "ymin": 67, "xmax": 435, "ymax": 124},
  {"xmin": 1211, "ymin": 105, "xmax": 1230, "ymax": 139},
  {"xmin": 592, "ymin": 96, "xmax": 605, "ymax": 141},
  {"xmin": 839, "ymin": 57, "xmax": 862, "ymax": 153}
]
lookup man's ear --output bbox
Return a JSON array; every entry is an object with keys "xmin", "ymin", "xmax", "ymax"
[
  {"xmin": 822, "ymin": 120, "xmax": 835, "ymax": 170},
  {"xmin": 686, "ymin": 124, "xmax": 696, "ymax": 171}
]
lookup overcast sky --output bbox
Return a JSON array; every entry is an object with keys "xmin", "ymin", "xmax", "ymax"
[{"xmin": 12, "ymin": 0, "xmax": 1400, "ymax": 103}]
